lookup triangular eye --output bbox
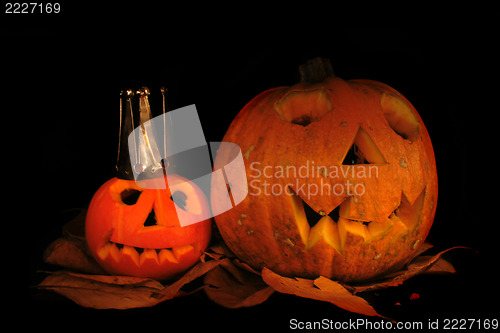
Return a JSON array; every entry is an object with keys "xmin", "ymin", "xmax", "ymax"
[
  {"xmin": 120, "ymin": 189, "xmax": 142, "ymax": 205},
  {"xmin": 274, "ymin": 88, "xmax": 333, "ymax": 127},
  {"xmin": 342, "ymin": 127, "xmax": 387, "ymax": 165},
  {"xmin": 381, "ymin": 93, "xmax": 419, "ymax": 142},
  {"xmin": 171, "ymin": 191, "xmax": 188, "ymax": 211}
]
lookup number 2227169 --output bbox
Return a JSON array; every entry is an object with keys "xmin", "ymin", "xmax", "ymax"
[
  {"xmin": 5, "ymin": 3, "xmax": 61, "ymax": 14},
  {"xmin": 443, "ymin": 318, "xmax": 498, "ymax": 330}
]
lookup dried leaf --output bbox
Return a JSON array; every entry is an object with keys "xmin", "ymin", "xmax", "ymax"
[
  {"xmin": 43, "ymin": 210, "xmax": 105, "ymax": 274},
  {"xmin": 37, "ymin": 257, "xmax": 228, "ymax": 309},
  {"xmin": 204, "ymin": 261, "xmax": 274, "ymax": 309},
  {"xmin": 233, "ymin": 258, "xmax": 262, "ymax": 275},
  {"xmin": 351, "ymin": 246, "xmax": 467, "ymax": 293},
  {"xmin": 412, "ymin": 241, "xmax": 433, "ymax": 258},
  {"xmin": 262, "ymin": 268, "xmax": 385, "ymax": 318},
  {"xmin": 37, "ymin": 271, "xmax": 165, "ymax": 309},
  {"xmin": 157, "ymin": 258, "xmax": 229, "ymax": 299},
  {"xmin": 424, "ymin": 257, "xmax": 456, "ymax": 274},
  {"xmin": 43, "ymin": 237, "xmax": 105, "ymax": 274},
  {"xmin": 203, "ymin": 243, "xmax": 236, "ymax": 261}
]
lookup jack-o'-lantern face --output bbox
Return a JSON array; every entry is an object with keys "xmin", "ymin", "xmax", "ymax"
[
  {"xmin": 86, "ymin": 175, "xmax": 212, "ymax": 281},
  {"xmin": 212, "ymin": 62, "xmax": 437, "ymax": 282}
]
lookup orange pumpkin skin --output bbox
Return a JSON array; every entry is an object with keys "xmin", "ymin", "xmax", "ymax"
[
  {"xmin": 86, "ymin": 175, "xmax": 212, "ymax": 280},
  {"xmin": 212, "ymin": 75, "xmax": 437, "ymax": 282}
]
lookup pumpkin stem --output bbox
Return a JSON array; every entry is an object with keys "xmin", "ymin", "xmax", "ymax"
[{"xmin": 299, "ymin": 57, "xmax": 335, "ymax": 84}]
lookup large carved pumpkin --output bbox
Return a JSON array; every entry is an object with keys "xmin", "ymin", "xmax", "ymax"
[
  {"xmin": 212, "ymin": 59, "xmax": 437, "ymax": 282},
  {"xmin": 86, "ymin": 175, "xmax": 212, "ymax": 280}
]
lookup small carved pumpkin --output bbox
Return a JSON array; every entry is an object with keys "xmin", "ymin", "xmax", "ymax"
[
  {"xmin": 86, "ymin": 175, "xmax": 212, "ymax": 280},
  {"xmin": 212, "ymin": 59, "xmax": 437, "ymax": 282},
  {"xmin": 85, "ymin": 88, "xmax": 212, "ymax": 280}
]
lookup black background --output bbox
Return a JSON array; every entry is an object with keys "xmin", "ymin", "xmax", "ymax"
[{"xmin": 4, "ymin": 7, "xmax": 497, "ymax": 331}]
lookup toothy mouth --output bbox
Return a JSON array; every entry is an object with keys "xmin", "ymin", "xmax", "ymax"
[
  {"xmin": 97, "ymin": 241, "xmax": 196, "ymax": 266},
  {"xmin": 288, "ymin": 186, "xmax": 426, "ymax": 254}
]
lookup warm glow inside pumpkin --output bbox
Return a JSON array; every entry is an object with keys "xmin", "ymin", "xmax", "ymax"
[
  {"xmin": 86, "ymin": 175, "xmax": 212, "ymax": 280},
  {"xmin": 212, "ymin": 59, "xmax": 437, "ymax": 282}
]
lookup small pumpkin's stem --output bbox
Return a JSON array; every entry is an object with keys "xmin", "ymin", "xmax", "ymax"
[{"xmin": 299, "ymin": 57, "xmax": 335, "ymax": 84}]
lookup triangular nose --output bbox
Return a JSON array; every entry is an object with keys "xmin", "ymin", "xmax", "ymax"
[
  {"xmin": 342, "ymin": 127, "xmax": 387, "ymax": 165},
  {"xmin": 143, "ymin": 208, "xmax": 157, "ymax": 227}
]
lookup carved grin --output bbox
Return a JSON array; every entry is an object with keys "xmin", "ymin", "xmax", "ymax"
[
  {"xmin": 289, "ymin": 186, "xmax": 426, "ymax": 254},
  {"xmin": 97, "ymin": 241, "xmax": 196, "ymax": 267}
]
